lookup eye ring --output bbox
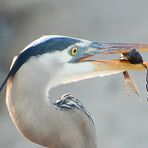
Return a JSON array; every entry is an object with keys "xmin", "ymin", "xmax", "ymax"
[{"xmin": 70, "ymin": 47, "xmax": 78, "ymax": 56}]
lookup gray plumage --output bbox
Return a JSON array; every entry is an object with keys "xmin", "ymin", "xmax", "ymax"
[{"xmin": 2, "ymin": 35, "xmax": 97, "ymax": 148}]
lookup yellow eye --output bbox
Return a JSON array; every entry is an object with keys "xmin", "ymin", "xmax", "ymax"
[{"xmin": 70, "ymin": 47, "xmax": 78, "ymax": 56}]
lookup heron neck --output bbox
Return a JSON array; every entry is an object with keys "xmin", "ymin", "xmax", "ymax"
[
  {"xmin": 6, "ymin": 60, "xmax": 65, "ymax": 145},
  {"xmin": 6, "ymin": 58, "xmax": 96, "ymax": 147}
]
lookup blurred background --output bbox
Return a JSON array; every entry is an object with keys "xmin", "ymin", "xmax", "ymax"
[{"xmin": 0, "ymin": 0, "xmax": 148, "ymax": 147}]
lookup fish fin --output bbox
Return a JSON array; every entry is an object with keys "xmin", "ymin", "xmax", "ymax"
[{"xmin": 123, "ymin": 71, "xmax": 140, "ymax": 96}]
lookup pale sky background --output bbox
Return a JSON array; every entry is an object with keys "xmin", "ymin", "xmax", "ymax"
[{"xmin": 0, "ymin": 0, "xmax": 148, "ymax": 148}]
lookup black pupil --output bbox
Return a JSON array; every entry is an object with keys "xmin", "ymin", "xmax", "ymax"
[{"xmin": 73, "ymin": 48, "xmax": 77, "ymax": 53}]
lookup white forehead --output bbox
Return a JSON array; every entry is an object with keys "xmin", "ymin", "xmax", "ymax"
[{"xmin": 75, "ymin": 41, "xmax": 91, "ymax": 47}]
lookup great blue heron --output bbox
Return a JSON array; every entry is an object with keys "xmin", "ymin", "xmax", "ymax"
[{"xmin": 0, "ymin": 35, "xmax": 148, "ymax": 148}]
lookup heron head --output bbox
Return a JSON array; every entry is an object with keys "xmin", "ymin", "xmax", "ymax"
[
  {"xmin": 55, "ymin": 38, "xmax": 105, "ymax": 84},
  {"xmin": 32, "ymin": 36, "xmax": 104, "ymax": 85},
  {"xmin": 0, "ymin": 35, "xmax": 119, "ymax": 90}
]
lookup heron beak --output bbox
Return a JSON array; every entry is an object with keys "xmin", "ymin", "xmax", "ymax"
[
  {"xmin": 78, "ymin": 42, "xmax": 148, "ymax": 96},
  {"xmin": 86, "ymin": 42, "xmax": 148, "ymax": 55},
  {"xmin": 79, "ymin": 42, "xmax": 148, "ymax": 72}
]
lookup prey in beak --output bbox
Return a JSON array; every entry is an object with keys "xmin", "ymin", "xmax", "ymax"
[{"xmin": 79, "ymin": 42, "xmax": 148, "ymax": 96}]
